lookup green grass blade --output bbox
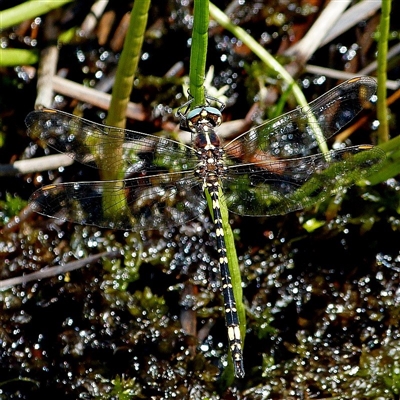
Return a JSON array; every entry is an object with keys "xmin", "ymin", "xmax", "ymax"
[
  {"xmin": 101, "ymin": 0, "xmax": 151, "ymax": 220},
  {"xmin": 0, "ymin": 0, "xmax": 73, "ymax": 30},
  {"xmin": 0, "ymin": 49, "xmax": 38, "ymax": 66},
  {"xmin": 376, "ymin": 0, "xmax": 392, "ymax": 143},
  {"xmin": 106, "ymin": 0, "xmax": 151, "ymax": 131},
  {"xmin": 189, "ymin": 0, "xmax": 209, "ymax": 106},
  {"xmin": 364, "ymin": 136, "xmax": 400, "ymax": 185}
]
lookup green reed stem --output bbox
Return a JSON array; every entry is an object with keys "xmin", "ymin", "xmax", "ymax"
[
  {"xmin": 0, "ymin": 0, "xmax": 73, "ymax": 30},
  {"xmin": 101, "ymin": 0, "xmax": 151, "ymax": 219},
  {"xmin": 376, "ymin": 0, "xmax": 391, "ymax": 143},
  {"xmin": 189, "ymin": 0, "xmax": 246, "ymax": 382}
]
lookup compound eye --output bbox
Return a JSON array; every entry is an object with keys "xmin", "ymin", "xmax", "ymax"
[
  {"xmin": 202, "ymin": 107, "xmax": 222, "ymax": 127},
  {"xmin": 186, "ymin": 106, "xmax": 222, "ymax": 128}
]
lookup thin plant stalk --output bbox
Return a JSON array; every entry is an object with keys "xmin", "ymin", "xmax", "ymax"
[
  {"xmin": 377, "ymin": 0, "xmax": 391, "ymax": 143},
  {"xmin": 101, "ymin": 0, "xmax": 151, "ymax": 219},
  {"xmin": 189, "ymin": 0, "xmax": 246, "ymax": 382},
  {"xmin": 0, "ymin": 49, "xmax": 38, "ymax": 66},
  {"xmin": 0, "ymin": 0, "xmax": 73, "ymax": 30},
  {"xmin": 189, "ymin": 0, "xmax": 208, "ymax": 106},
  {"xmin": 106, "ymin": 1, "xmax": 151, "ymax": 131}
]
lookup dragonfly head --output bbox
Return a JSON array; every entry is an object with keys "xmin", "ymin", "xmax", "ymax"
[{"xmin": 184, "ymin": 106, "xmax": 222, "ymax": 132}]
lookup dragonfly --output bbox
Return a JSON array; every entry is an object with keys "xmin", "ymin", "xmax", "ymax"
[{"xmin": 25, "ymin": 76, "xmax": 385, "ymax": 378}]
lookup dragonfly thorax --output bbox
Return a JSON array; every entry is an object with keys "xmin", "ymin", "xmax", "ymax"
[{"xmin": 194, "ymin": 128, "xmax": 227, "ymax": 183}]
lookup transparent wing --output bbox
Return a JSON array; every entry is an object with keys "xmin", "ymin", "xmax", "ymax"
[
  {"xmin": 26, "ymin": 77, "xmax": 383, "ymax": 226},
  {"xmin": 224, "ymin": 76, "xmax": 377, "ymax": 160},
  {"xmin": 25, "ymin": 108, "xmax": 198, "ymax": 174},
  {"xmin": 29, "ymin": 172, "xmax": 207, "ymax": 230},
  {"xmin": 220, "ymin": 76, "xmax": 382, "ymax": 215},
  {"xmin": 222, "ymin": 145, "xmax": 385, "ymax": 216}
]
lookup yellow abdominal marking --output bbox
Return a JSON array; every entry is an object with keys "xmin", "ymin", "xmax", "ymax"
[
  {"xmin": 219, "ymin": 256, "xmax": 228, "ymax": 264},
  {"xmin": 228, "ymin": 326, "xmax": 241, "ymax": 342},
  {"xmin": 216, "ymin": 227, "xmax": 224, "ymax": 237},
  {"xmin": 212, "ymin": 199, "xmax": 220, "ymax": 209}
]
